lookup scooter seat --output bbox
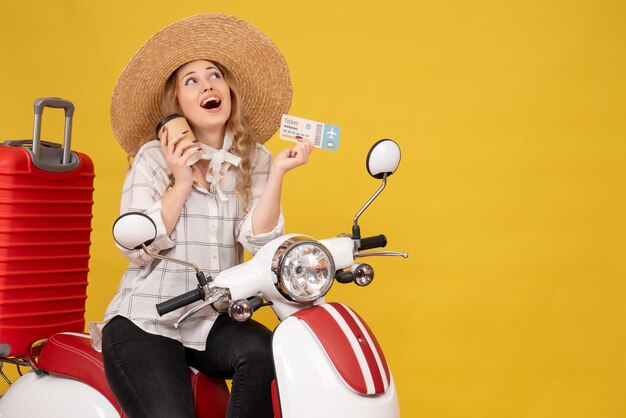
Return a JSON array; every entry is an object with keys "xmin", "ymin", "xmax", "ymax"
[
  {"xmin": 38, "ymin": 332, "xmax": 229, "ymax": 418},
  {"xmin": 38, "ymin": 332, "xmax": 124, "ymax": 415}
]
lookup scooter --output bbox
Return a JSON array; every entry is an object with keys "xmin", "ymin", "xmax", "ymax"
[{"xmin": 0, "ymin": 139, "xmax": 407, "ymax": 418}]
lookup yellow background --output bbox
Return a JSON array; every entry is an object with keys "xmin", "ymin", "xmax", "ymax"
[{"xmin": 1, "ymin": 0, "xmax": 625, "ymax": 417}]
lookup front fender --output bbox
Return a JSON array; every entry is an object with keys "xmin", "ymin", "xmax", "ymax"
[{"xmin": 272, "ymin": 303, "xmax": 399, "ymax": 418}]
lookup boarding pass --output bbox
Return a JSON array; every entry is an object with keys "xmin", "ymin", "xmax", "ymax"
[{"xmin": 279, "ymin": 114, "xmax": 340, "ymax": 151}]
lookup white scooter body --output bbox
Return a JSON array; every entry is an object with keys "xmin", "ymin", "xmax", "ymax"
[
  {"xmin": 212, "ymin": 234, "xmax": 399, "ymax": 417},
  {"xmin": 0, "ymin": 372, "xmax": 119, "ymax": 418},
  {"xmin": 0, "ymin": 233, "xmax": 398, "ymax": 418}
]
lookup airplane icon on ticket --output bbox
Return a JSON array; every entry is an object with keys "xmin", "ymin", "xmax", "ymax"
[{"xmin": 326, "ymin": 127, "xmax": 338, "ymax": 140}]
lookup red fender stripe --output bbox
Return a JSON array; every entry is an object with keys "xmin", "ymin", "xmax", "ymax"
[
  {"xmin": 330, "ymin": 303, "xmax": 386, "ymax": 393},
  {"xmin": 348, "ymin": 306, "xmax": 391, "ymax": 387},
  {"xmin": 293, "ymin": 305, "xmax": 368, "ymax": 394},
  {"xmin": 293, "ymin": 303, "xmax": 391, "ymax": 395}
]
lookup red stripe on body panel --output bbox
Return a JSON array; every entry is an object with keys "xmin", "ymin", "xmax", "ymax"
[
  {"xmin": 330, "ymin": 303, "xmax": 388, "ymax": 393},
  {"xmin": 347, "ymin": 306, "xmax": 391, "ymax": 387},
  {"xmin": 293, "ymin": 305, "xmax": 368, "ymax": 394}
]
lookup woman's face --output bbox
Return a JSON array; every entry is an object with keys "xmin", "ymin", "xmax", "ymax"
[{"xmin": 175, "ymin": 60, "xmax": 232, "ymax": 136}]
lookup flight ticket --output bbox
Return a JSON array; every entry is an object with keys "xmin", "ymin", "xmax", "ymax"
[{"xmin": 279, "ymin": 114, "xmax": 340, "ymax": 151}]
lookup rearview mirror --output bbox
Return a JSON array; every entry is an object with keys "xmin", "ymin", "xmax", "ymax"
[
  {"xmin": 112, "ymin": 212, "xmax": 157, "ymax": 250},
  {"xmin": 366, "ymin": 139, "xmax": 401, "ymax": 179}
]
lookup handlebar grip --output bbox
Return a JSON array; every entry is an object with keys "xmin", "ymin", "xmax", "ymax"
[
  {"xmin": 359, "ymin": 234, "xmax": 387, "ymax": 251},
  {"xmin": 156, "ymin": 287, "xmax": 204, "ymax": 316}
]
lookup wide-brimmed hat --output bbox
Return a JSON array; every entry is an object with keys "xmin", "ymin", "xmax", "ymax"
[{"xmin": 110, "ymin": 13, "xmax": 292, "ymax": 156}]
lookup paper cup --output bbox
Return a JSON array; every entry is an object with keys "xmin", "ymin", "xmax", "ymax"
[{"xmin": 156, "ymin": 114, "xmax": 202, "ymax": 166}]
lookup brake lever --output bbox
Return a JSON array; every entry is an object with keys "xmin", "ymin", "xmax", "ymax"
[
  {"xmin": 173, "ymin": 288, "xmax": 230, "ymax": 329},
  {"xmin": 355, "ymin": 250, "xmax": 408, "ymax": 258}
]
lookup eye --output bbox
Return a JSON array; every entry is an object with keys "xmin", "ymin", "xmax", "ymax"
[
  {"xmin": 184, "ymin": 77, "xmax": 197, "ymax": 86},
  {"xmin": 209, "ymin": 72, "xmax": 222, "ymax": 80}
]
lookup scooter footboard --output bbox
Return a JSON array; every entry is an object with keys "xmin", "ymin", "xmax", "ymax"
[{"xmin": 272, "ymin": 302, "xmax": 399, "ymax": 418}]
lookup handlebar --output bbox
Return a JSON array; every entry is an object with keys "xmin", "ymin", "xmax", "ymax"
[
  {"xmin": 358, "ymin": 234, "xmax": 387, "ymax": 251},
  {"xmin": 156, "ymin": 287, "xmax": 205, "ymax": 316}
]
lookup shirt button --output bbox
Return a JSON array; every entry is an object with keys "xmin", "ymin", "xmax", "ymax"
[{"xmin": 212, "ymin": 254, "xmax": 218, "ymax": 260}]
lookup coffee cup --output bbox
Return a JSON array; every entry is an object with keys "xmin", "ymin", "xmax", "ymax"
[{"xmin": 156, "ymin": 114, "xmax": 202, "ymax": 166}]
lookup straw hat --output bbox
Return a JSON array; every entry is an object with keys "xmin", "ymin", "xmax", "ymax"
[{"xmin": 110, "ymin": 13, "xmax": 292, "ymax": 156}]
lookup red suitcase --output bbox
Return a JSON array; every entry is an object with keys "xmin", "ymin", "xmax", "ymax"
[{"xmin": 0, "ymin": 98, "xmax": 95, "ymax": 358}]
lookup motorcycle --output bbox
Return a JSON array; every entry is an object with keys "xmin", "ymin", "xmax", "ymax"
[{"xmin": 0, "ymin": 139, "xmax": 407, "ymax": 418}]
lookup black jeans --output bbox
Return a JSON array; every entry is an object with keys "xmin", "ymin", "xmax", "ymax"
[{"xmin": 101, "ymin": 315, "xmax": 274, "ymax": 418}]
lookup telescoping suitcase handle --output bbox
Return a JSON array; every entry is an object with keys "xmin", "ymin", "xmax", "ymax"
[{"xmin": 33, "ymin": 97, "xmax": 75, "ymax": 166}]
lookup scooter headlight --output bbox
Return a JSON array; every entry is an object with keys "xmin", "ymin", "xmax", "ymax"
[{"xmin": 272, "ymin": 236, "xmax": 335, "ymax": 303}]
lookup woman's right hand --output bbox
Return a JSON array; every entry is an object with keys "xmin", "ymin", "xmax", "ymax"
[{"xmin": 159, "ymin": 125, "xmax": 200, "ymax": 188}]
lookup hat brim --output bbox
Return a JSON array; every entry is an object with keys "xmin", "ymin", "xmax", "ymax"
[{"xmin": 111, "ymin": 14, "xmax": 292, "ymax": 156}]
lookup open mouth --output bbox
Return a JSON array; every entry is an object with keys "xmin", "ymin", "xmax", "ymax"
[{"xmin": 201, "ymin": 97, "xmax": 221, "ymax": 110}]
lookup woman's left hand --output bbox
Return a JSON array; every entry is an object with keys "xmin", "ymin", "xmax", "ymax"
[{"xmin": 272, "ymin": 138, "xmax": 314, "ymax": 175}]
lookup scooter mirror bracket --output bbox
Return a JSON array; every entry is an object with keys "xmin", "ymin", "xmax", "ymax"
[{"xmin": 353, "ymin": 139, "xmax": 401, "ymax": 242}]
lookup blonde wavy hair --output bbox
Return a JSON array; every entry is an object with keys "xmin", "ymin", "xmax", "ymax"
[{"xmin": 161, "ymin": 61, "xmax": 256, "ymax": 210}]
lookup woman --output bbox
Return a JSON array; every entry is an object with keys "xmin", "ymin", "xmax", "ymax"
[{"xmin": 90, "ymin": 14, "xmax": 313, "ymax": 418}]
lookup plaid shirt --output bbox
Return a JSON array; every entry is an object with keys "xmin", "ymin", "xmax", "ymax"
[{"xmin": 90, "ymin": 140, "xmax": 284, "ymax": 351}]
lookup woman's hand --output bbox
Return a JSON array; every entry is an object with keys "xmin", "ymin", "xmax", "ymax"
[
  {"xmin": 159, "ymin": 125, "xmax": 200, "ymax": 188},
  {"xmin": 272, "ymin": 137, "xmax": 314, "ymax": 175},
  {"xmin": 158, "ymin": 126, "xmax": 201, "ymax": 234}
]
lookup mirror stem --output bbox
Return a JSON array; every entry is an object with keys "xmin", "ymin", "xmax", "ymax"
[
  {"xmin": 141, "ymin": 244, "xmax": 202, "ymax": 274},
  {"xmin": 352, "ymin": 173, "xmax": 388, "ymax": 240}
]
